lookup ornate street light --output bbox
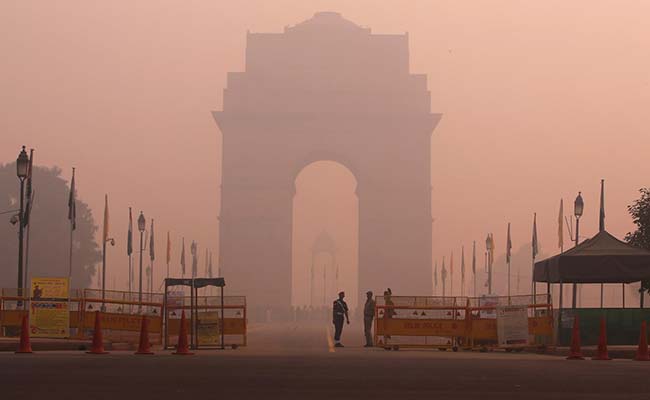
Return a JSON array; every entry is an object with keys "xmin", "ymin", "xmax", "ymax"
[
  {"xmin": 16, "ymin": 146, "xmax": 29, "ymax": 302},
  {"xmin": 572, "ymin": 192, "xmax": 584, "ymax": 308},
  {"xmin": 16, "ymin": 147, "xmax": 29, "ymax": 178},
  {"xmin": 574, "ymin": 192, "xmax": 584, "ymax": 220}
]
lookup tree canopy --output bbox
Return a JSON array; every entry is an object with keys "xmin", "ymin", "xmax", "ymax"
[
  {"xmin": 626, "ymin": 188, "xmax": 650, "ymax": 294},
  {"xmin": 626, "ymin": 188, "xmax": 650, "ymax": 250},
  {"xmin": 0, "ymin": 163, "xmax": 99, "ymax": 290}
]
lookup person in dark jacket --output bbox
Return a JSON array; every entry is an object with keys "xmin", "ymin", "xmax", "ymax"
[
  {"xmin": 363, "ymin": 291, "xmax": 376, "ymax": 347},
  {"xmin": 332, "ymin": 291, "xmax": 350, "ymax": 347}
]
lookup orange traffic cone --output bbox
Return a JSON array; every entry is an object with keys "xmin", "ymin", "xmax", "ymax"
[
  {"xmin": 134, "ymin": 315, "xmax": 154, "ymax": 355},
  {"xmin": 86, "ymin": 311, "xmax": 109, "ymax": 354},
  {"xmin": 592, "ymin": 316, "xmax": 611, "ymax": 360},
  {"xmin": 15, "ymin": 314, "xmax": 33, "ymax": 354},
  {"xmin": 566, "ymin": 315, "xmax": 584, "ymax": 360},
  {"xmin": 172, "ymin": 310, "xmax": 194, "ymax": 355},
  {"xmin": 634, "ymin": 321, "xmax": 650, "ymax": 361}
]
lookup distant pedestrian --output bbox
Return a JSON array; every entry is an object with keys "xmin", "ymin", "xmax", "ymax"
[
  {"xmin": 363, "ymin": 291, "xmax": 376, "ymax": 347},
  {"xmin": 332, "ymin": 291, "xmax": 349, "ymax": 347}
]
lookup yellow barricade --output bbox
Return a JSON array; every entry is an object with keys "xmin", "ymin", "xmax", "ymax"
[
  {"xmin": 374, "ymin": 295, "xmax": 468, "ymax": 350},
  {"xmin": 373, "ymin": 294, "xmax": 554, "ymax": 351},
  {"xmin": 466, "ymin": 294, "xmax": 553, "ymax": 350},
  {"xmin": 164, "ymin": 295, "xmax": 247, "ymax": 349}
]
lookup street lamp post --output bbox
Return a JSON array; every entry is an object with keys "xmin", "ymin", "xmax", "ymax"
[
  {"xmin": 138, "ymin": 212, "xmax": 146, "ymax": 311},
  {"xmin": 16, "ymin": 146, "xmax": 29, "ymax": 302},
  {"xmin": 572, "ymin": 192, "xmax": 584, "ymax": 309}
]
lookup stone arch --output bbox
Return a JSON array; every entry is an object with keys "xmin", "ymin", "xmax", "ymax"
[{"xmin": 214, "ymin": 12, "xmax": 441, "ymax": 316}]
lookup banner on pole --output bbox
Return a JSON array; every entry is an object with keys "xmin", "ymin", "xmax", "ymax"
[{"xmin": 29, "ymin": 277, "xmax": 70, "ymax": 338}]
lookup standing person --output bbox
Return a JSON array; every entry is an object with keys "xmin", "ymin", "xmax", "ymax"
[
  {"xmin": 363, "ymin": 291, "xmax": 376, "ymax": 347},
  {"xmin": 332, "ymin": 291, "xmax": 350, "ymax": 347}
]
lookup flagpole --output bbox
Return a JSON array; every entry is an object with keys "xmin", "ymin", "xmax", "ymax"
[
  {"xmin": 473, "ymin": 241, "xmax": 477, "ymax": 298},
  {"xmin": 450, "ymin": 252, "xmax": 454, "ymax": 297},
  {"xmin": 68, "ymin": 168, "xmax": 75, "ymax": 282},
  {"xmin": 484, "ymin": 251, "xmax": 488, "ymax": 294},
  {"xmin": 101, "ymin": 194, "xmax": 108, "ymax": 310},
  {"xmin": 442, "ymin": 256, "xmax": 446, "ymax": 297},
  {"xmin": 461, "ymin": 246, "xmax": 465, "ymax": 298},
  {"xmin": 506, "ymin": 224, "xmax": 512, "ymax": 300}
]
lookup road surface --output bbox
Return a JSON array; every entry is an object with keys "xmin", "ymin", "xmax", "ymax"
[{"xmin": 1, "ymin": 322, "xmax": 649, "ymax": 399}]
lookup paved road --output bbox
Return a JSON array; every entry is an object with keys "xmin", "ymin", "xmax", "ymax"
[{"xmin": 2, "ymin": 322, "xmax": 650, "ymax": 400}]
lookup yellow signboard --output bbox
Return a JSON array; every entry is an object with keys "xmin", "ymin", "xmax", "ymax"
[
  {"xmin": 31, "ymin": 277, "xmax": 69, "ymax": 300},
  {"xmin": 197, "ymin": 312, "xmax": 220, "ymax": 346},
  {"xmin": 30, "ymin": 302, "xmax": 69, "ymax": 338},
  {"xmin": 30, "ymin": 277, "xmax": 70, "ymax": 338}
]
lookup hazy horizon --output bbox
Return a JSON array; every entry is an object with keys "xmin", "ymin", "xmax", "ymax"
[{"xmin": 2, "ymin": 1, "xmax": 649, "ymax": 306}]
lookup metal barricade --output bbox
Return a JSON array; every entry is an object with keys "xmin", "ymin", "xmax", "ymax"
[
  {"xmin": 164, "ymin": 294, "xmax": 247, "ymax": 349},
  {"xmin": 466, "ymin": 294, "xmax": 553, "ymax": 351},
  {"xmin": 0, "ymin": 288, "xmax": 84, "ymax": 338},
  {"xmin": 374, "ymin": 295, "xmax": 469, "ymax": 350},
  {"xmin": 80, "ymin": 289, "xmax": 164, "ymax": 344}
]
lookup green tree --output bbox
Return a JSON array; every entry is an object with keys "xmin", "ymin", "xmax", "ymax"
[
  {"xmin": 0, "ymin": 163, "xmax": 100, "ymax": 290},
  {"xmin": 625, "ymin": 188, "xmax": 650, "ymax": 294}
]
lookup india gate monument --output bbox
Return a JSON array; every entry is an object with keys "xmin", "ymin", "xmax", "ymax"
[{"xmin": 213, "ymin": 12, "xmax": 441, "ymax": 313}]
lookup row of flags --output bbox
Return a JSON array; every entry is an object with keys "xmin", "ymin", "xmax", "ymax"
[
  {"xmin": 121, "ymin": 203, "xmax": 216, "ymax": 280},
  {"xmin": 435, "ymin": 240, "xmax": 478, "ymax": 297},
  {"xmin": 434, "ymin": 183, "xmax": 607, "ymax": 297},
  {"xmin": 431, "ymin": 201, "xmax": 555, "ymax": 297},
  {"xmin": 65, "ymin": 167, "xmax": 217, "ymax": 292}
]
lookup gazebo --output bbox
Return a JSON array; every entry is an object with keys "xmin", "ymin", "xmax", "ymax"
[
  {"xmin": 533, "ymin": 230, "xmax": 650, "ymax": 345},
  {"xmin": 534, "ymin": 230, "xmax": 650, "ymax": 307}
]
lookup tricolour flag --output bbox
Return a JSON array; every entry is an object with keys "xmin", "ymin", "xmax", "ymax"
[
  {"xmin": 441, "ymin": 257, "xmax": 447, "ymax": 281},
  {"xmin": 472, "ymin": 241, "xmax": 476, "ymax": 275},
  {"xmin": 149, "ymin": 219, "xmax": 155, "ymax": 261},
  {"xmin": 532, "ymin": 213, "xmax": 539, "ymax": 259},
  {"xmin": 102, "ymin": 194, "xmax": 109, "ymax": 243},
  {"xmin": 68, "ymin": 168, "xmax": 76, "ymax": 231},
  {"xmin": 461, "ymin": 246, "xmax": 466, "ymax": 296},
  {"xmin": 180, "ymin": 238, "xmax": 186, "ymax": 276},
  {"xmin": 166, "ymin": 231, "xmax": 171, "ymax": 266},
  {"xmin": 23, "ymin": 149, "xmax": 34, "ymax": 227},
  {"xmin": 461, "ymin": 246, "xmax": 466, "ymax": 277},
  {"xmin": 599, "ymin": 179, "xmax": 606, "ymax": 232},
  {"xmin": 558, "ymin": 199, "xmax": 564, "ymax": 251},
  {"xmin": 506, "ymin": 223, "xmax": 512, "ymax": 264},
  {"xmin": 127, "ymin": 208, "xmax": 133, "ymax": 256},
  {"xmin": 191, "ymin": 241, "xmax": 198, "ymax": 278},
  {"xmin": 434, "ymin": 261, "xmax": 438, "ymax": 288},
  {"xmin": 208, "ymin": 251, "xmax": 213, "ymax": 278}
]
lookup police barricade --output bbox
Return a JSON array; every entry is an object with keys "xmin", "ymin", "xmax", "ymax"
[
  {"xmin": 164, "ymin": 294, "xmax": 247, "ymax": 349},
  {"xmin": 0, "ymin": 288, "xmax": 84, "ymax": 338},
  {"xmin": 81, "ymin": 289, "xmax": 164, "ymax": 344},
  {"xmin": 374, "ymin": 295, "xmax": 469, "ymax": 350},
  {"xmin": 466, "ymin": 294, "xmax": 553, "ymax": 351}
]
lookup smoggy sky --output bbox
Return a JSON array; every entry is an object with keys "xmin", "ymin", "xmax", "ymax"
[{"xmin": 1, "ymin": 1, "xmax": 649, "ymax": 302}]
